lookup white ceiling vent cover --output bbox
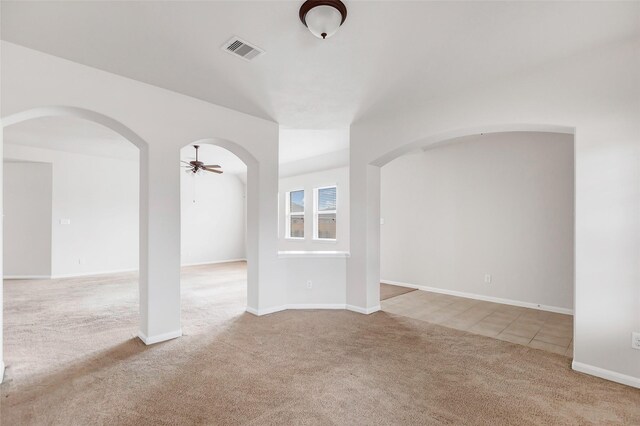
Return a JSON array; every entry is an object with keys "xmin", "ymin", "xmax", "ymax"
[{"xmin": 221, "ymin": 37, "xmax": 264, "ymax": 61}]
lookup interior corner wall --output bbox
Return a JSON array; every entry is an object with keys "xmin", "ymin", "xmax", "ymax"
[
  {"xmin": 181, "ymin": 171, "xmax": 246, "ymax": 265},
  {"xmin": 380, "ymin": 132, "xmax": 574, "ymax": 311},
  {"xmin": 278, "ymin": 166, "xmax": 349, "ymax": 252},
  {"xmin": 3, "ymin": 143, "xmax": 139, "ymax": 277},
  {"xmin": 350, "ymin": 38, "xmax": 640, "ymax": 386},
  {"xmin": 3, "ymin": 161, "xmax": 53, "ymax": 277}
]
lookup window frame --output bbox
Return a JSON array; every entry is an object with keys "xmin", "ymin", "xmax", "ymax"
[
  {"xmin": 313, "ymin": 185, "xmax": 338, "ymax": 242},
  {"xmin": 285, "ymin": 189, "xmax": 305, "ymax": 240}
]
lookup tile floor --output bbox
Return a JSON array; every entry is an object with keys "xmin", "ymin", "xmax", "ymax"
[{"xmin": 381, "ymin": 287, "xmax": 573, "ymax": 357}]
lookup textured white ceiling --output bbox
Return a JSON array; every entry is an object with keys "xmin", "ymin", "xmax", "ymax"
[{"xmin": 2, "ymin": 1, "xmax": 637, "ymax": 130}]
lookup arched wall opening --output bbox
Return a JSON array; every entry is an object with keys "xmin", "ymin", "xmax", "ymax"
[
  {"xmin": 377, "ymin": 130, "xmax": 575, "ymax": 354},
  {"xmin": 0, "ymin": 106, "xmax": 150, "ymax": 382},
  {"xmin": 348, "ymin": 124, "xmax": 576, "ymax": 316},
  {"xmin": 179, "ymin": 138, "xmax": 259, "ymax": 318}
]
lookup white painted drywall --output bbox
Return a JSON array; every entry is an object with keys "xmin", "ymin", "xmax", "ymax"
[
  {"xmin": 3, "ymin": 161, "xmax": 53, "ymax": 277},
  {"xmin": 279, "ymin": 167, "xmax": 349, "ymax": 252},
  {"xmin": 1, "ymin": 41, "xmax": 282, "ymax": 344},
  {"xmin": 283, "ymin": 256, "xmax": 347, "ymax": 307},
  {"xmin": 3, "ymin": 143, "xmax": 249, "ymax": 276},
  {"xmin": 181, "ymin": 169, "xmax": 246, "ymax": 266},
  {"xmin": 4, "ymin": 144, "xmax": 139, "ymax": 277},
  {"xmin": 349, "ymin": 38, "xmax": 640, "ymax": 386},
  {"xmin": 380, "ymin": 132, "xmax": 574, "ymax": 311},
  {"xmin": 279, "ymin": 148, "xmax": 349, "ymax": 178}
]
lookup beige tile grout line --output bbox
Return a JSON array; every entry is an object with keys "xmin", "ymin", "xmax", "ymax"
[{"xmin": 383, "ymin": 289, "xmax": 573, "ymax": 355}]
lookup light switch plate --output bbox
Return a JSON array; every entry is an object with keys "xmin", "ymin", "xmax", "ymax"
[{"xmin": 60, "ymin": 218, "xmax": 71, "ymax": 225}]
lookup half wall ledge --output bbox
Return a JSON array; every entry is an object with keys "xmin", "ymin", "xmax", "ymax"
[{"xmin": 277, "ymin": 251, "xmax": 350, "ymax": 259}]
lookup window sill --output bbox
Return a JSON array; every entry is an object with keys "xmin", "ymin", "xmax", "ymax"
[
  {"xmin": 277, "ymin": 251, "xmax": 350, "ymax": 259},
  {"xmin": 312, "ymin": 238, "xmax": 337, "ymax": 243}
]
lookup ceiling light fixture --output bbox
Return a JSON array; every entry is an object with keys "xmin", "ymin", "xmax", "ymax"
[{"xmin": 299, "ymin": 0, "xmax": 347, "ymax": 40}]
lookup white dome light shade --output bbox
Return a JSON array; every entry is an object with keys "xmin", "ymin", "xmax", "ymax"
[
  {"xmin": 305, "ymin": 6, "xmax": 343, "ymax": 39},
  {"xmin": 299, "ymin": 1, "xmax": 348, "ymax": 40}
]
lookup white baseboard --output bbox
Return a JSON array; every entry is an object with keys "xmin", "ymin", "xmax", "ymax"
[
  {"xmin": 7, "ymin": 260, "xmax": 246, "ymax": 280},
  {"xmin": 52, "ymin": 268, "xmax": 138, "ymax": 279},
  {"xmin": 246, "ymin": 305, "xmax": 287, "ymax": 316},
  {"xmin": 181, "ymin": 259, "xmax": 247, "ymax": 267},
  {"xmin": 246, "ymin": 303, "xmax": 381, "ymax": 316},
  {"xmin": 245, "ymin": 306, "xmax": 260, "ymax": 316},
  {"xmin": 572, "ymin": 361, "xmax": 640, "ymax": 389},
  {"xmin": 137, "ymin": 329, "xmax": 182, "ymax": 345},
  {"xmin": 346, "ymin": 304, "xmax": 381, "ymax": 315},
  {"xmin": 0, "ymin": 360, "xmax": 4, "ymax": 384},
  {"xmin": 288, "ymin": 303, "xmax": 347, "ymax": 310},
  {"xmin": 381, "ymin": 279, "xmax": 573, "ymax": 315},
  {"xmin": 4, "ymin": 275, "xmax": 51, "ymax": 280}
]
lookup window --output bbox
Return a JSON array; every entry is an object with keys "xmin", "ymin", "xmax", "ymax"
[
  {"xmin": 286, "ymin": 189, "xmax": 305, "ymax": 239},
  {"xmin": 314, "ymin": 186, "xmax": 337, "ymax": 240}
]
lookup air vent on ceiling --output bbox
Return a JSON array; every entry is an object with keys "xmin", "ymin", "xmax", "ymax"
[{"xmin": 221, "ymin": 37, "xmax": 264, "ymax": 61}]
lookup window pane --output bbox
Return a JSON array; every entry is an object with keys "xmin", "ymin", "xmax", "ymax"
[
  {"xmin": 318, "ymin": 187, "xmax": 336, "ymax": 211},
  {"xmin": 317, "ymin": 213, "xmax": 336, "ymax": 239},
  {"xmin": 289, "ymin": 190, "xmax": 304, "ymax": 213},
  {"xmin": 290, "ymin": 216, "xmax": 304, "ymax": 238}
]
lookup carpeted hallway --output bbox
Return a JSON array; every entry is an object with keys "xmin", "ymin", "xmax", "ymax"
[{"xmin": 2, "ymin": 262, "xmax": 639, "ymax": 425}]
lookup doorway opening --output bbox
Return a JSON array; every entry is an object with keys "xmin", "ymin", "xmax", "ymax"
[
  {"xmin": 378, "ymin": 131, "xmax": 575, "ymax": 357},
  {"xmin": 179, "ymin": 141, "xmax": 249, "ymax": 333},
  {"xmin": 2, "ymin": 109, "xmax": 145, "ymax": 382}
]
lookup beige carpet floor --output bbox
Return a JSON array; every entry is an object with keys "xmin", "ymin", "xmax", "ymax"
[
  {"xmin": 2, "ymin": 262, "xmax": 639, "ymax": 425},
  {"xmin": 380, "ymin": 283, "xmax": 417, "ymax": 301}
]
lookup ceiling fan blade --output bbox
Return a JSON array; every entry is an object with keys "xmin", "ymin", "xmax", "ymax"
[
  {"xmin": 203, "ymin": 164, "xmax": 221, "ymax": 168},
  {"xmin": 203, "ymin": 167, "xmax": 223, "ymax": 174}
]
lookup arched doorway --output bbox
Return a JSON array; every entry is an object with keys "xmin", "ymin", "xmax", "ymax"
[
  {"xmin": 348, "ymin": 124, "xmax": 575, "ymax": 314},
  {"xmin": 178, "ymin": 138, "xmax": 259, "ymax": 326},
  {"xmin": 1, "ymin": 106, "xmax": 149, "ymax": 383},
  {"xmin": 377, "ymin": 130, "xmax": 575, "ymax": 356}
]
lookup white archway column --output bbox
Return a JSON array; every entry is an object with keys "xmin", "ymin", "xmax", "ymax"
[
  {"xmin": 346, "ymin": 160, "xmax": 381, "ymax": 313},
  {"xmin": 1, "ymin": 129, "xmax": 5, "ymax": 382},
  {"xmin": 253, "ymin": 160, "xmax": 284, "ymax": 313},
  {"xmin": 138, "ymin": 143, "xmax": 182, "ymax": 344}
]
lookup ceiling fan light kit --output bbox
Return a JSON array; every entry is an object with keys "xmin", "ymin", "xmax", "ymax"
[
  {"xmin": 182, "ymin": 145, "xmax": 223, "ymax": 174},
  {"xmin": 299, "ymin": 0, "xmax": 347, "ymax": 40}
]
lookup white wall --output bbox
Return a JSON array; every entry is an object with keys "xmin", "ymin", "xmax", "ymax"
[
  {"xmin": 349, "ymin": 38, "xmax": 640, "ymax": 387},
  {"xmin": 281, "ymin": 255, "xmax": 347, "ymax": 308},
  {"xmin": 380, "ymin": 132, "xmax": 574, "ymax": 312},
  {"xmin": 1, "ymin": 42, "xmax": 282, "ymax": 349},
  {"xmin": 4, "ymin": 143, "xmax": 248, "ymax": 276},
  {"xmin": 181, "ymin": 169, "xmax": 246, "ymax": 265},
  {"xmin": 3, "ymin": 161, "xmax": 53, "ymax": 277},
  {"xmin": 279, "ymin": 166, "xmax": 349, "ymax": 252},
  {"xmin": 4, "ymin": 144, "xmax": 139, "ymax": 277}
]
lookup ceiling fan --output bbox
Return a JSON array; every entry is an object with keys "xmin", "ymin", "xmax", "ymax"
[{"xmin": 181, "ymin": 145, "xmax": 223, "ymax": 174}]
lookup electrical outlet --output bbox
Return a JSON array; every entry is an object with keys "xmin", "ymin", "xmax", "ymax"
[
  {"xmin": 306, "ymin": 280, "xmax": 313, "ymax": 289},
  {"xmin": 632, "ymin": 332, "xmax": 640, "ymax": 350},
  {"xmin": 484, "ymin": 274, "xmax": 492, "ymax": 284}
]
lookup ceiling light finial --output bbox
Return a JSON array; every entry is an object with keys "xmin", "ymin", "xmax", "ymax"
[{"xmin": 299, "ymin": 0, "xmax": 347, "ymax": 40}]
